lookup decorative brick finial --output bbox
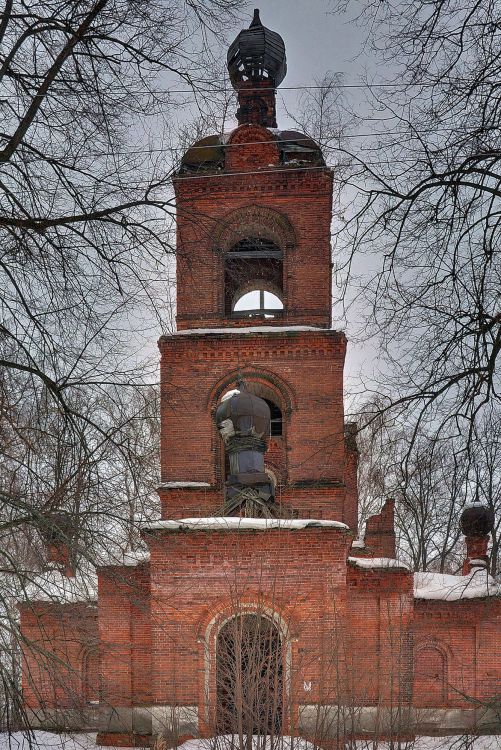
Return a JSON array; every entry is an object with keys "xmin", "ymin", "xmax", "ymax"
[{"xmin": 460, "ymin": 503, "xmax": 494, "ymax": 574}]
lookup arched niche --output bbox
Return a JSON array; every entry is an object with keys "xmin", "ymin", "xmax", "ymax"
[
  {"xmin": 413, "ymin": 641, "xmax": 449, "ymax": 707},
  {"xmin": 81, "ymin": 648, "xmax": 100, "ymax": 704},
  {"xmin": 211, "ymin": 206, "xmax": 296, "ymax": 319}
]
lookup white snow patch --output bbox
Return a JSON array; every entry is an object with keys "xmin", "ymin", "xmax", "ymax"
[
  {"xmin": 143, "ymin": 517, "xmax": 349, "ymax": 532},
  {"xmin": 171, "ymin": 325, "xmax": 328, "ymax": 336},
  {"xmin": 221, "ymin": 388, "xmax": 240, "ymax": 402},
  {"xmin": 179, "ymin": 737, "xmax": 315, "ymax": 750},
  {"xmin": 119, "ymin": 550, "xmax": 150, "ymax": 567},
  {"xmin": 351, "ymin": 539, "xmax": 366, "ymax": 549},
  {"xmin": 463, "ymin": 501, "xmax": 487, "ymax": 510},
  {"xmin": 157, "ymin": 481, "xmax": 211, "ymax": 489},
  {"xmin": 22, "ymin": 565, "xmax": 97, "ymax": 604},
  {"xmin": 0, "ymin": 732, "xmax": 132, "ymax": 750},
  {"xmin": 348, "ymin": 557, "xmax": 410, "ymax": 571},
  {"xmin": 351, "ymin": 737, "xmax": 501, "ymax": 750},
  {"xmin": 414, "ymin": 569, "xmax": 501, "ymax": 601},
  {"xmin": 1, "ymin": 733, "xmax": 500, "ymax": 750}
]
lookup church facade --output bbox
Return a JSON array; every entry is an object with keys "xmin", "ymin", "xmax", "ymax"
[{"xmin": 19, "ymin": 11, "xmax": 501, "ymax": 747}]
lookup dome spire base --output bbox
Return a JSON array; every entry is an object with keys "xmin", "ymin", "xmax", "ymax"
[{"xmin": 236, "ymin": 80, "xmax": 278, "ymax": 128}]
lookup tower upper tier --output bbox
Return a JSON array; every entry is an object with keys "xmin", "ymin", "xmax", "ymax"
[{"xmin": 173, "ymin": 12, "xmax": 333, "ymax": 331}]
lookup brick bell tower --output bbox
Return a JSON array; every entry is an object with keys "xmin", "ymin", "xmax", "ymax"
[
  {"xmin": 145, "ymin": 8, "xmax": 359, "ymax": 741},
  {"xmin": 159, "ymin": 8, "xmax": 358, "ymax": 530}
]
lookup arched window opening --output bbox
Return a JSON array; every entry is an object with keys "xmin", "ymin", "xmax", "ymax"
[
  {"xmin": 233, "ymin": 290, "xmax": 284, "ymax": 318},
  {"xmin": 216, "ymin": 614, "xmax": 283, "ymax": 735},
  {"xmin": 224, "ymin": 238, "xmax": 283, "ymax": 318}
]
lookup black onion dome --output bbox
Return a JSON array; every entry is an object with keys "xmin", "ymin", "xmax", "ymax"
[
  {"xmin": 460, "ymin": 504, "xmax": 495, "ymax": 537},
  {"xmin": 39, "ymin": 511, "xmax": 76, "ymax": 545},
  {"xmin": 227, "ymin": 9, "xmax": 287, "ymax": 89},
  {"xmin": 215, "ymin": 386, "xmax": 271, "ymax": 443}
]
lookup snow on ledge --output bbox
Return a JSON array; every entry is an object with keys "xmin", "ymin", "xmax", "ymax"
[
  {"xmin": 119, "ymin": 550, "xmax": 150, "ymax": 567},
  {"xmin": 143, "ymin": 517, "xmax": 349, "ymax": 532},
  {"xmin": 414, "ymin": 569, "xmax": 501, "ymax": 601},
  {"xmin": 170, "ymin": 325, "xmax": 330, "ymax": 336},
  {"xmin": 348, "ymin": 556, "xmax": 410, "ymax": 571},
  {"xmin": 22, "ymin": 565, "xmax": 98, "ymax": 604},
  {"xmin": 157, "ymin": 481, "xmax": 211, "ymax": 489},
  {"xmin": 351, "ymin": 539, "xmax": 366, "ymax": 549}
]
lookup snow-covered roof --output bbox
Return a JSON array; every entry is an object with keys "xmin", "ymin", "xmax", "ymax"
[
  {"xmin": 351, "ymin": 539, "xmax": 366, "ymax": 549},
  {"xmin": 170, "ymin": 325, "xmax": 331, "ymax": 336},
  {"xmin": 414, "ymin": 569, "xmax": 501, "ymax": 601},
  {"xmin": 348, "ymin": 557, "xmax": 410, "ymax": 571},
  {"xmin": 22, "ymin": 565, "xmax": 98, "ymax": 604},
  {"xmin": 143, "ymin": 517, "xmax": 349, "ymax": 532},
  {"xmin": 157, "ymin": 481, "xmax": 211, "ymax": 489},
  {"xmin": 116, "ymin": 550, "xmax": 150, "ymax": 567}
]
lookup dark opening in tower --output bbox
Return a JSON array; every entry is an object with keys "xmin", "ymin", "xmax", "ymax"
[{"xmin": 225, "ymin": 237, "xmax": 284, "ymax": 318}]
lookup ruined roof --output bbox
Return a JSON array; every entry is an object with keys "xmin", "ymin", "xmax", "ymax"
[{"xmin": 179, "ymin": 129, "xmax": 325, "ymax": 174}]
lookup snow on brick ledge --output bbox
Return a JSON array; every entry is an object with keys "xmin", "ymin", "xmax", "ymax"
[
  {"xmin": 170, "ymin": 325, "xmax": 330, "ymax": 336},
  {"xmin": 414, "ymin": 569, "xmax": 501, "ymax": 601},
  {"xmin": 115, "ymin": 549, "xmax": 150, "ymax": 567},
  {"xmin": 348, "ymin": 556, "xmax": 410, "ymax": 571},
  {"xmin": 22, "ymin": 565, "xmax": 98, "ymax": 604},
  {"xmin": 143, "ymin": 517, "xmax": 349, "ymax": 532},
  {"xmin": 157, "ymin": 481, "xmax": 211, "ymax": 489}
]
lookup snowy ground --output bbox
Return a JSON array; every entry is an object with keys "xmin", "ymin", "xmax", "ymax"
[{"xmin": 0, "ymin": 733, "xmax": 499, "ymax": 750}]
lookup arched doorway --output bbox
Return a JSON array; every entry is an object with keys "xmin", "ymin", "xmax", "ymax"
[{"xmin": 216, "ymin": 614, "xmax": 283, "ymax": 735}]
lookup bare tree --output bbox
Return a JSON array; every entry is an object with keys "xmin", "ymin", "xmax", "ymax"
[
  {"xmin": 0, "ymin": 0, "xmax": 242, "ymax": 727},
  {"xmin": 354, "ymin": 397, "xmax": 501, "ymax": 575},
  {"xmin": 333, "ymin": 0, "xmax": 501, "ymax": 457}
]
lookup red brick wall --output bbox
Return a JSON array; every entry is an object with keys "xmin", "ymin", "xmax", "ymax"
[
  {"xmin": 413, "ymin": 598, "xmax": 501, "ymax": 707},
  {"xmin": 159, "ymin": 329, "xmax": 355, "ymax": 524},
  {"xmin": 143, "ymin": 526, "xmax": 351, "ymax": 734},
  {"xmin": 346, "ymin": 564, "xmax": 414, "ymax": 706},
  {"xmin": 19, "ymin": 602, "xmax": 98, "ymax": 710},
  {"xmin": 97, "ymin": 564, "xmax": 151, "ymax": 707}
]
